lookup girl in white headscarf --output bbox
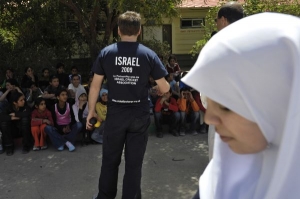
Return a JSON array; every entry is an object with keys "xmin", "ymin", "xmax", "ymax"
[{"xmin": 182, "ymin": 13, "xmax": 300, "ymax": 199}]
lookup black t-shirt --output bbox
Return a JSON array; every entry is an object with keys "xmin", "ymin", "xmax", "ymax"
[
  {"xmin": 44, "ymin": 85, "xmax": 64, "ymax": 94},
  {"xmin": 92, "ymin": 42, "xmax": 167, "ymax": 109}
]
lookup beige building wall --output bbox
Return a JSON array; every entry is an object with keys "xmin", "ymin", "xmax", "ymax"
[{"xmin": 172, "ymin": 8, "xmax": 207, "ymax": 54}]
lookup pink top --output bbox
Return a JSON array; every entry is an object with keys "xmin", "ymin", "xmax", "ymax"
[{"xmin": 55, "ymin": 103, "xmax": 71, "ymax": 125}]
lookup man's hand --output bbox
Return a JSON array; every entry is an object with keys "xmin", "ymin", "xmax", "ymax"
[{"xmin": 86, "ymin": 113, "xmax": 94, "ymax": 130}]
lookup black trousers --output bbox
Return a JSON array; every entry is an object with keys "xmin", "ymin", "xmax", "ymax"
[
  {"xmin": 0, "ymin": 117, "xmax": 33, "ymax": 148},
  {"xmin": 96, "ymin": 106, "xmax": 150, "ymax": 199}
]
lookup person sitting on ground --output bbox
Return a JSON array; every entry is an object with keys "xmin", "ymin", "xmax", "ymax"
[
  {"xmin": 31, "ymin": 97, "xmax": 53, "ymax": 151},
  {"xmin": 72, "ymin": 88, "xmax": 93, "ymax": 145},
  {"xmin": 91, "ymin": 89, "xmax": 108, "ymax": 144},
  {"xmin": 21, "ymin": 67, "xmax": 39, "ymax": 91},
  {"xmin": 165, "ymin": 55, "xmax": 182, "ymax": 82},
  {"xmin": 183, "ymin": 12, "xmax": 300, "ymax": 199},
  {"xmin": 26, "ymin": 81, "xmax": 43, "ymax": 108},
  {"xmin": 1, "ymin": 68, "xmax": 15, "ymax": 89},
  {"xmin": 39, "ymin": 68, "xmax": 50, "ymax": 91},
  {"xmin": 165, "ymin": 73, "xmax": 180, "ymax": 100},
  {"xmin": 68, "ymin": 74, "xmax": 85, "ymax": 105},
  {"xmin": 0, "ymin": 92, "xmax": 32, "ymax": 156},
  {"xmin": 0, "ymin": 79, "xmax": 23, "ymax": 103},
  {"xmin": 68, "ymin": 66, "xmax": 82, "ymax": 83},
  {"xmin": 56, "ymin": 62, "xmax": 70, "ymax": 88},
  {"xmin": 45, "ymin": 88, "xmax": 82, "ymax": 152},
  {"xmin": 177, "ymin": 88, "xmax": 200, "ymax": 136},
  {"xmin": 42, "ymin": 75, "xmax": 64, "ymax": 109},
  {"xmin": 154, "ymin": 88, "xmax": 180, "ymax": 138}
]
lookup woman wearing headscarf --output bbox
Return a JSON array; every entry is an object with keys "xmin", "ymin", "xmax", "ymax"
[{"xmin": 183, "ymin": 13, "xmax": 300, "ymax": 199}]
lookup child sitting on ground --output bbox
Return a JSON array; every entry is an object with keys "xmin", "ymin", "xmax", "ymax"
[
  {"xmin": 72, "ymin": 88, "xmax": 93, "ymax": 145},
  {"xmin": 0, "ymin": 92, "xmax": 32, "ymax": 155},
  {"xmin": 31, "ymin": 97, "xmax": 53, "ymax": 151},
  {"xmin": 91, "ymin": 89, "xmax": 108, "ymax": 144},
  {"xmin": 26, "ymin": 81, "xmax": 43, "ymax": 108},
  {"xmin": 45, "ymin": 88, "xmax": 82, "ymax": 152},
  {"xmin": 42, "ymin": 75, "xmax": 64, "ymax": 109}
]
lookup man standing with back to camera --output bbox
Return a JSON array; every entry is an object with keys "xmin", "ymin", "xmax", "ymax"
[{"xmin": 87, "ymin": 11, "xmax": 170, "ymax": 199}]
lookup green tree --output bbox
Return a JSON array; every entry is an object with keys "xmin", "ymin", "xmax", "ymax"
[
  {"xmin": 0, "ymin": 1, "xmax": 80, "ymax": 74},
  {"xmin": 0, "ymin": 0, "xmax": 182, "ymax": 73},
  {"xmin": 58, "ymin": 0, "xmax": 182, "ymax": 60},
  {"xmin": 190, "ymin": 0, "xmax": 300, "ymax": 56}
]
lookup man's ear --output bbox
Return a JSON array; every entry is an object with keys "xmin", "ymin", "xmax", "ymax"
[
  {"xmin": 118, "ymin": 27, "xmax": 122, "ymax": 37},
  {"xmin": 136, "ymin": 26, "xmax": 141, "ymax": 36},
  {"xmin": 221, "ymin": 16, "xmax": 229, "ymax": 27}
]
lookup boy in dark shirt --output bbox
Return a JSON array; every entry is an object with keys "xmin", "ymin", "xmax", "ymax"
[
  {"xmin": 56, "ymin": 63, "xmax": 70, "ymax": 88},
  {"xmin": 42, "ymin": 75, "xmax": 64, "ymax": 109}
]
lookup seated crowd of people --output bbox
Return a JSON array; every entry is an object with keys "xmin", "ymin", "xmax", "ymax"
[
  {"xmin": 0, "ymin": 55, "xmax": 208, "ymax": 156},
  {"xmin": 149, "ymin": 55, "xmax": 208, "ymax": 138},
  {"xmin": 0, "ymin": 63, "xmax": 107, "ymax": 156}
]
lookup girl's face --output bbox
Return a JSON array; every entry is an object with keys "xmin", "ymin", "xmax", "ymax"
[
  {"xmin": 50, "ymin": 78, "xmax": 59, "ymax": 88},
  {"xmin": 26, "ymin": 67, "xmax": 33, "ymax": 76},
  {"xmin": 169, "ymin": 58, "xmax": 176, "ymax": 66},
  {"xmin": 14, "ymin": 95, "xmax": 25, "ymax": 108},
  {"xmin": 101, "ymin": 93, "xmax": 108, "ymax": 102},
  {"xmin": 57, "ymin": 91, "xmax": 68, "ymax": 102},
  {"xmin": 6, "ymin": 82, "xmax": 14, "ymax": 90},
  {"xmin": 43, "ymin": 70, "xmax": 49, "ymax": 77},
  {"xmin": 6, "ymin": 70, "xmax": 13, "ymax": 78},
  {"xmin": 37, "ymin": 100, "xmax": 46, "ymax": 112},
  {"xmin": 79, "ymin": 93, "xmax": 87, "ymax": 102},
  {"xmin": 204, "ymin": 98, "xmax": 267, "ymax": 154},
  {"xmin": 71, "ymin": 68, "xmax": 78, "ymax": 75}
]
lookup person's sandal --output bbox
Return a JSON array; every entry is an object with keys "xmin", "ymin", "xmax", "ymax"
[{"xmin": 33, "ymin": 146, "xmax": 40, "ymax": 151}]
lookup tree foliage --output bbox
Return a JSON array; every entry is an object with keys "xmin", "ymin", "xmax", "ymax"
[
  {"xmin": 190, "ymin": 0, "xmax": 300, "ymax": 56},
  {"xmin": 0, "ymin": 1, "xmax": 81, "ymax": 75},
  {"xmin": 0, "ymin": 0, "xmax": 181, "ymax": 76}
]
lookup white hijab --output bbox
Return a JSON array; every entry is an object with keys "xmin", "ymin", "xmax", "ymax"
[{"xmin": 182, "ymin": 13, "xmax": 300, "ymax": 199}]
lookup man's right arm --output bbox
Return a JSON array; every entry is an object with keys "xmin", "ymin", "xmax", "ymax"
[
  {"xmin": 155, "ymin": 78, "xmax": 170, "ymax": 95},
  {"xmin": 87, "ymin": 74, "xmax": 104, "ymax": 129}
]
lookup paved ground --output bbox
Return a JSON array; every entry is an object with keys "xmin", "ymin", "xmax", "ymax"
[{"xmin": 0, "ymin": 119, "xmax": 209, "ymax": 199}]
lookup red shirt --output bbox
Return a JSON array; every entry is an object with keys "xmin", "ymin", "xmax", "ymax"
[
  {"xmin": 166, "ymin": 63, "xmax": 181, "ymax": 74},
  {"xmin": 154, "ymin": 97, "xmax": 179, "ymax": 113},
  {"xmin": 31, "ymin": 109, "xmax": 54, "ymax": 126}
]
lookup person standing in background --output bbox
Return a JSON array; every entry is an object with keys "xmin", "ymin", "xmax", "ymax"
[{"xmin": 208, "ymin": 1, "xmax": 244, "ymax": 162}]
